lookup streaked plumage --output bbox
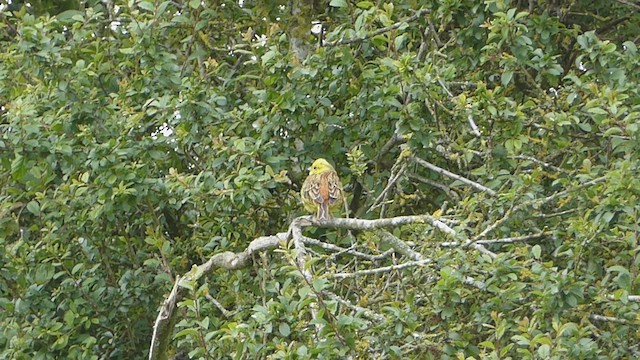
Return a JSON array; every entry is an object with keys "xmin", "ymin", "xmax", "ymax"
[{"xmin": 301, "ymin": 158, "xmax": 342, "ymax": 219}]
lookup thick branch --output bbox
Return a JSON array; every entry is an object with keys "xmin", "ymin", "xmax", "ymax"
[
  {"xmin": 308, "ymin": 214, "xmax": 455, "ymax": 235},
  {"xmin": 148, "ymin": 232, "xmax": 286, "ymax": 360},
  {"xmin": 149, "ymin": 214, "xmax": 458, "ymax": 358}
]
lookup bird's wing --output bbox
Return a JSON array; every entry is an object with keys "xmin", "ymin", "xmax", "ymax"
[
  {"xmin": 302, "ymin": 174, "xmax": 324, "ymax": 204},
  {"xmin": 326, "ymin": 171, "xmax": 342, "ymax": 205}
]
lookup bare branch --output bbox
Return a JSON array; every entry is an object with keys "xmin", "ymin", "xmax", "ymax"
[
  {"xmin": 467, "ymin": 113, "xmax": 481, "ymax": 137},
  {"xmin": 412, "ymin": 156, "xmax": 497, "ymax": 196},
  {"xmin": 325, "ymin": 9, "xmax": 429, "ymax": 47},
  {"xmin": 331, "ymin": 258, "xmax": 433, "ymax": 279},
  {"xmin": 324, "ymin": 292, "xmax": 385, "ymax": 322},
  {"xmin": 149, "ymin": 213, "xmax": 459, "ymax": 358},
  {"xmin": 535, "ymin": 209, "xmax": 577, "ymax": 218},
  {"xmin": 442, "ymin": 232, "xmax": 549, "ymax": 247},
  {"xmin": 205, "ymin": 293, "xmax": 234, "ymax": 318},
  {"xmin": 408, "ymin": 172, "xmax": 461, "ymax": 200},
  {"xmin": 471, "ymin": 176, "xmax": 606, "ymax": 242},
  {"xmin": 303, "ymin": 236, "xmax": 393, "ymax": 261},
  {"xmin": 376, "ymin": 133, "xmax": 408, "ymax": 165},
  {"xmin": 308, "ymin": 214, "xmax": 456, "ymax": 235},
  {"xmin": 148, "ymin": 233, "xmax": 285, "ymax": 359},
  {"xmin": 149, "ymin": 276, "xmax": 182, "ymax": 360},
  {"xmin": 606, "ymin": 294, "xmax": 640, "ymax": 302},
  {"xmin": 463, "ymin": 276, "xmax": 486, "ymax": 290},
  {"xmin": 511, "ymin": 155, "xmax": 566, "ymax": 173},
  {"xmin": 369, "ymin": 158, "xmax": 408, "ymax": 216},
  {"xmin": 375, "ymin": 229, "xmax": 424, "ymax": 260},
  {"xmin": 471, "ymin": 243, "xmax": 497, "ymax": 259},
  {"xmin": 615, "ymin": 0, "xmax": 640, "ymax": 11},
  {"xmin": 589, "ymin": 314, "xmax": 632, "ymax": 324}
]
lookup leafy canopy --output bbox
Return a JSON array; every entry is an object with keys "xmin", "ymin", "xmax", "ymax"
[{"xmin": 1, "ymin": 0, "xmax": 639, "ymax": 358}]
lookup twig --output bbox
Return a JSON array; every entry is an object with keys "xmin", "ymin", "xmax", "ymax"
[
  {"xmin": 325, "ymin": 9, "xmax": 429, "ymax": 47},
  {"xmin": 588, "ymin": 314, "xmax": 632, "ymax": 324},
  {"xmin": 412, "ymin": 156, "xmax": 497, "ymax": 196},
  {"xmin": 615, "ymin": 0, "xmax": 640, "ymax": 11},
  {"xmin": 437, "ymin": 78, "xmax": 454, "ymax": 98},
  {"xmin": 428, "ymin": 19, "xmax": 442, "ymax": 47},
  {"xmin": 369, "ymin": 160, "xmax": 408, "ymax": 215},
  {"xmin": 470, "ymin": 176, "xmax": 606, "ymax": 242},
  {"xmin": 324, "ymin": 292, "xmax": 385, "ymax": 322},
  {"xmin": 290, "ymin": 219, "xmax": 322, "ymax": 333},
  {"xmin": 535, "ymin": 209, "xmax": 576, "ymax": 218},
  {"xmin": 331, "ymin": 258, "xmax": 433, "ymax": 279},
  {"xmin": 303, "ymin": 236, "xmax": 392, "ymax": 261},
  {"xmin": 471, "ymin": 243, "xmax": 497, "ymax": 259},
  {"xmin": 408, "ymin": 172, "xmax": 460, "ymax": 200},
  {"xmin": 442, "ymin": 232, "xmax": 549, "ymax": 247},
  {"xmin": 511, "ymin": 155, "xmax": 565, "ymax": 173},
  {"xmin": 375, "ymin": 133, "xmax": 408, "ymax": 165},
  {"xmin": 205, "ymin": 293, "xmax": 234, "ymax": 318},
  {"xmin": 447, "ymin": 81, "xmax": 477, "ymax": 89},
  {"xmin": 375, "ymin": 229, "xmax": 423, "ymax": 261},
  {"xmin": 605, "ymin": 294, "xmax": 640, "ymax": 302},
  {"xmin": 468, "ymin": 113, "xmax": 481, "ymax": 137},
  {"xmin": 463, "ymin": 276, "xmax": 486, "ymax": 290}
]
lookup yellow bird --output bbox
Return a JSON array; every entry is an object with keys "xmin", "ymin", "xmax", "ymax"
[{"xmin": 301, "ymin": 158, "xmax": 343, "ymax": 220}]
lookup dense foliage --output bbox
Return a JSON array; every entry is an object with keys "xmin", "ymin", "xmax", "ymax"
[{"xmin": 1, "ymin": 0, "xmax": 639, "ymax": 358}]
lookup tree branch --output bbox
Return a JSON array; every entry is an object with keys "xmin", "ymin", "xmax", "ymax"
[
  {"xmin": 375, "ymin": 229, "xmax": 424, "ymax": 260},
  {"xmin": 588, "ymin": 314, "xmax": 632, "ymax": 324},
  {"xmin": 325, "ymin": 9, "xmax": 429, "ymax": 47},
  {"xmin": 330, "ymin": 258, "xmax": 433, "ymax": 279},
  {"xmin": 308, "ymin": 214, "xmax": 456, "ymax": 235},
  {"xmin": 606, "ymin": 294, "xmax": 640, "ymax": 302},
  {"xmin": 614, "ymin": 0, "xmax": 640, "ymax": 11},
  {"xmin": 442, "ymin": 232, "xmax": 549, "ymax": 247},
  {"xmin": 471, "ymin": 176, "xmax": 606, "ymax": 242},
  {"xmin": 148, "ymin": 214, "xmax": 459, "ymax": 358},
  {"xmin": 412, "ymin": 156, "xmax": 497, "ymax": 196}
]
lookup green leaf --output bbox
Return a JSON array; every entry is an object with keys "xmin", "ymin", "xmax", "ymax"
[
  {"xmin": 479, "ymin": 340, "xmax": 495, "ymax": 350},
  {"xmin": 532, "ymin": 245, "xmax": 541, "ymax": 259},
  {"xmin": 501, "ymin": 71, "xmax": 513, "ymax": 86},
  {"xmin": 278, "ymin": 322, "xmax": 291, "ymax": 337},
  {"xmin": 138, "ymin": 0, "xmax": 155, "ymax": 12},
  {"xmin": 329, "ymin": 0, "xmax": 348, "ymax": 8},
  {"xmin": 35, "ymin": 264, "xmax": 54, "ymax": 284},
  {"xmin": 623, "ymin": 41, "xmax": 637, "ymax": 54},
  {"xmin": 56, "ymin": 10, "xmax": 84, "ymax": 23},
  {"xmin": 26, "ymin": 200, "xmax": 40, "ymax": 215},
  {"xmin": 356, "ymin": 1, "xmax": 373, "ymax": 9}
]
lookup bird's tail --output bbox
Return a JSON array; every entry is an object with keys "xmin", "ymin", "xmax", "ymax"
[{"xmin": 317, "ymin": 202, "xmax": 331, "ymax": 220}]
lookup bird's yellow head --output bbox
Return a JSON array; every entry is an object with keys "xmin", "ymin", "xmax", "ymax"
[{"xmin": 308, "ymin": 158, "xmax": 334, "ymax": 176}]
